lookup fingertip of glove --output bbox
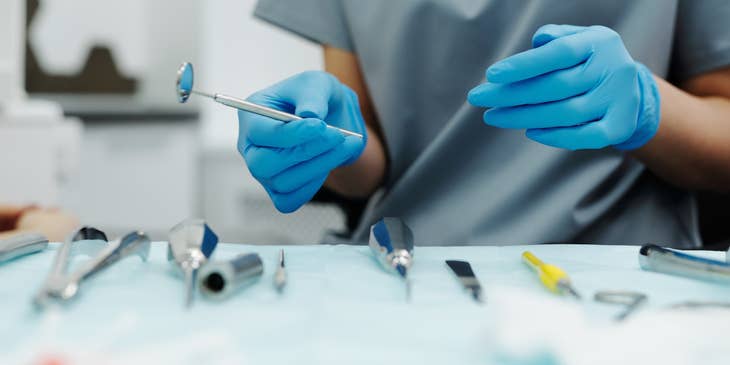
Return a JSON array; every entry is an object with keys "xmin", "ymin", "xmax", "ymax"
[
  {"xmin": 301, "ymin": 117, "xmax": 327, "ymax": 130},
  {"xmin": 268, "ymin": 190, "xmax": 302, "ymax": 214},
  {"xmin": 292, "ymin": 118, "xmax": 327, "ymax": 139},
  {"xmin": 297, "ymin": 110, "xmax": 321, "ymax": 119},
  {"xmin": 467, "ymin": 83, "xmax": 498, "ymax": 107},
  {"xmin": 485, "ymin": 64, "xmax": 510, "ymax": 84},
  {"xmin": 339, "ymin": 135, "xmax": 366, "ymax": 165},
  {"xmin": 525, "ymin": 128, "xmax": 554, "ymax": 146},
  {"xmin": 317, "ymin": 125, "xmax": 344, "ymax": 142},
  {"xmin": 481, "ymin": 109, "xmax": 500, "ymax": 127},
  {"xmin": 273, "ymin": 199, "xmax": 300, "ymax": 214},
  {"xmin": 532, "ymin": 32, "xmax": 553, "ymax": 48},
  {"xmin": 467, "ymin": 86, "xmax": 484, "ymax": 105}
]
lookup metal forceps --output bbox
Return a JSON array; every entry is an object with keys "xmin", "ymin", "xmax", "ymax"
[
  {"xmin": 34, "ymin": 227, "xmax": 150, "ymax": 309},
  {"xmin": 34, "ymin": 227, "xmax": 108, "ymax": 308},
  {"xmin": 594, "ymin": 290, "xmax": 647, "ymax": 321}
]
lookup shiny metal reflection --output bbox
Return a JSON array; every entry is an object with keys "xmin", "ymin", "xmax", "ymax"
[{"xmin": 199, "ymin": 253, "xmax": 264, "ymax": 300}]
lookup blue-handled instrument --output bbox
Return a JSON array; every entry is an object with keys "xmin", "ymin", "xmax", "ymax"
[{"xmin": 639, "ymin": 244, "xmax": 730, "ymax": 284}]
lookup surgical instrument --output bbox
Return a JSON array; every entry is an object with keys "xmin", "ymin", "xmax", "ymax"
[
  {"xmin": 168, "ymin": 219, "xmax": 219, "ymax": 308},
  {"xmin": 53, "ymin": 231, "xmax": 150, "ymax": 302},
  {"xmin": 199, "ymin": 253, "xmax": 264, "ymax": 300},
  {"xmin": 274, "ymin": 249, "xmax": 286, "ymax": 293},
  {"xmin": 445, "ymin": 260, "xmax": 484, "ymax": 303},
  {"xmin": 34, "ymin": 227, "xmax": 108, "ymax": 309},
  {"xmin": 594, "ymin": 290, "xmax": 647, "ymax": 321},
  {"xmin": 639, "ymin": 244, "xmax": 730, "ymax": 285},
  {"xmin": 669, "ymin": 301, "xmax": 730, "ymax": 310},
  {"xmin": 369, "ymin": 217, "xmax": 414, "ymax": 301},
  {"xmin": 522, "ymin": 251, "xmax": 581, "ymax": 299},
  {"xmin": 175, "ymin": 62, "xmax": 363, "ymax": 139},
  {"xmin": 0, "ymin": 233, "xmax": 47, "ymax": 264}
]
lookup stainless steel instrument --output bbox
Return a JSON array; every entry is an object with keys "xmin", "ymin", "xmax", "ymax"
[
  {"xmin": 274, "ymin": 249, "xmax": 287, "ymax": 293},
  {"xmin": 369, "ymin": 217, "xmax": 414, "ymax": 301},
  {"xmin": 175, "ymin": 62, "xmax": 363, "ymax": 139},
  {"xmin": 34, "ymin": 227, "xmax": 109, "ymax": 308},
  {"xmin": 594, "ymin": 290, "xmax": 647, "ymax": 321},
  {"xmin": 55, "ymin": 231, "xmax": 150, "ymax": 301},
  {"xmin": 639, "ymin": 244, "xmax": 730, "ymax": 284},
  {"xmin": 168, "ymin": 219, "xmax": 219, "ymax": 307},
  {"xmin": 199, "ymin": 253, "xmax": 263, "ymax": 300},
  {"xmin": 0, "ymin": 233, "xmax": 48, "ymax": 263},
  {"xmin": 445, "ymin": 260, "xmax": 484, "ymax": 303}
]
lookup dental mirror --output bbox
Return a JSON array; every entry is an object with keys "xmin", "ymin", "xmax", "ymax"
[
  {"xmin": 174, "ymin": 61, "xmax": 362, "ymax": 138},
  {"xmin": 176, "ymin": 62, "xmax": 194, "ymax": 103}
]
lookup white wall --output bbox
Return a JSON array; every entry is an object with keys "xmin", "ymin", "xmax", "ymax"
[{"xmin": 199, "ymin": 0, "xmax": 322, "ymax": 149}]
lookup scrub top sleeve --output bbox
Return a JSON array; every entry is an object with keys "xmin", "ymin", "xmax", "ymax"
[
  {"xmin": 254, "ymin": 0, "xmax": 354, "ymax": 52},
  {"xmin": 670, "ymin": 0, "xmax": 730, "ymax": 82}
]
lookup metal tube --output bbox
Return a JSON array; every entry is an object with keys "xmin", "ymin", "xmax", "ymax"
[{"xmin": 199, "ymin": 253, "xmax": 264, "ymax": 300}]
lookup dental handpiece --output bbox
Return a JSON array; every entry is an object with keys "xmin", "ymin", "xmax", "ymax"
[
  {"xmin": 369, "ymin": 217, "xmax": 415, "ymax": 301},
  {"xmin": 639, "ymin": 244, "xmax": 730, "ymax": 284},
  {"xmin": 0, "ymin": 234, "xmax": 48, "ymax": 263},
  {"xmin": 175, "ymin": 62, "xmax": 363, "ymax": 139},
  {"xmin": 198, "ymin": 253, "xmax": 264, "ymax": 300}
]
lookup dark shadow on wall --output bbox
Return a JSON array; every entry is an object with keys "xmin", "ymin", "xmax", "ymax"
[{"xmin": 24, "ymin": 0, "xmax": 137, "ymax": 94}]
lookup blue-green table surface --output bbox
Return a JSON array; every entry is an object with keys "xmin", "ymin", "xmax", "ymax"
[{"xmin": 1, "ymin": 243, "xmax": 729, "ymax": 364}]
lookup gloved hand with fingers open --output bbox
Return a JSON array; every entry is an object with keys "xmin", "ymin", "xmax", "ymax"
[
  {"xmin": 237, "ymin": 71, "xmax": 367, "ymax": 213},
  {"xmin": 468, "ymin": 24, "xmax": 660, "ymax": 150}
]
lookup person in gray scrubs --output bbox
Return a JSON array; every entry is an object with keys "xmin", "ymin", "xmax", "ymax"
[{"xmin": 237, "ymin": 0, "xmax": 730, "ymax": 247}]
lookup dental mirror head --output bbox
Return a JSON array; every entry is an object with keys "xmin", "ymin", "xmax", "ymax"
[{"xmin": 176, "ymin": 62, "xmax": 194, "ymax": 103}]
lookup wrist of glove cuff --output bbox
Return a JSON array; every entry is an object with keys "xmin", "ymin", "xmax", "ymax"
[{"xmin": 613, "ymin": 63, "xmax": 661, "ymax": 151}]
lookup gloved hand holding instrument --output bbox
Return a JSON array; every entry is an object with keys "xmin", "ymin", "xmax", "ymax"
[
  {"xmin": 238, "ymin": 71, "xmax": 367, "ymax": 213},
  {"xmin": 468, "ymin": 24, "xmax": 661, "ymax": 150}
]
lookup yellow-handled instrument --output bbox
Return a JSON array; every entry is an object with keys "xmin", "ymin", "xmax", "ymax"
[{"xmin": 522, "ymin": 251, "xmax": 581, "ymax": 299}]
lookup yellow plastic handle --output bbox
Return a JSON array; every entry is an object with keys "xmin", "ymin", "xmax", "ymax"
[
  {"xmin": 522, "ymin": 251, "xmax": 568, "ymax": 293},
  {"xmin": 522, "ymin": 251, "xmax": 543, "ymax": 268}
]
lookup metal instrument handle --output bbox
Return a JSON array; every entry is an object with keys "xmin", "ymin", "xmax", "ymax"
[{"xmin": 0, "ymin": 233, "xmax": 48, "ymax": 262}]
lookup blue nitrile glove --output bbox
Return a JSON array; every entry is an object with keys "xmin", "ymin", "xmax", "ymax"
[
  {"xmin": 237, "ymin": 71, "xmax": 367, "ymax": 213},
  {"xmin": 467, "ymin": 24, "xmax": 660, "ymax": 150}
]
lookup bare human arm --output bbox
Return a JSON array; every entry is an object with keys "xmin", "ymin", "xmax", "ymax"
[
  {"xmin": 322, "ymin": 46, "xmax": 387, "ymax": 198},
  {"xmin": 633, "ymin": 68, "xmax": 730, "ymax": 192}
]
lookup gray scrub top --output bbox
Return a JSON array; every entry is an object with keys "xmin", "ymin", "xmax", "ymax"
[{"xmin": 254, "ymin": 0, "xmax": 730, "ymax": 247}]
